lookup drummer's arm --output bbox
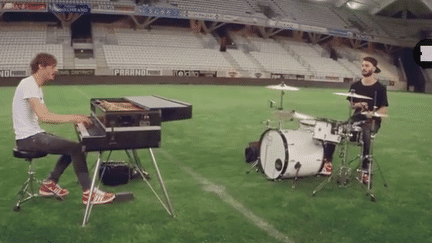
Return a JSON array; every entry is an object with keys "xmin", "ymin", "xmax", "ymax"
[
  {"xmin": 376, "ymin": 106, "xmax": 387, "ymax": 115},
  {"xmin": 350, "ymin": 101, "xmax": 368, "ymax": 111}
]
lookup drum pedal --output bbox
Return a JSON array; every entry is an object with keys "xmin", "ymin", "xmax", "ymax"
[{"xmin": 292, "ymin": 162, "xmax": 302, "ymax": 189}]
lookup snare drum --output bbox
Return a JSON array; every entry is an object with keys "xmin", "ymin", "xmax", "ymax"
[
  {"xmin": 313, "ymin": 120, "xmax": 341, "ymax": 144},
  {"xmin": 259, "ymin": 129, "xmax": 323, "ymax": 180},
  {"xmin": 349, "ymin": 125, "xmax": 363, "ymax": 144},
  {"xmin": 338, "ymin": 124, "xmax": 363, "ymax": 144}
]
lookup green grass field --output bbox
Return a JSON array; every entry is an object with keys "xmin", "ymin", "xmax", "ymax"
[{"xmin": 1, "ymin": 84, "xmax": 431, "ymax": 243}]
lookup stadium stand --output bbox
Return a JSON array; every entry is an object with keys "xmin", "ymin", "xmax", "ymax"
[
  {"xmin": 245, "ymin": 0, "xmax": 285, "ymax": 19},
  {"xmin": 0, "ymin": 23, "xmax": 63, "ymax": 71},
  {"xmin": 332, "ymin": 7, "xmax": 387, "ymax": 36},
  {"xmin": 349, "ymin": 11, "xmax": 389, "ymax": 37},
  {"xmin": 335, "ymin": 46, "xmax": 401, "ymax": 82},
  {"xmin": 103, "ymin": 44, "xmax": 231, "ymax": 70},
  {"xmin": 338, "ymin": 58, "xmax": 359, "ymax": 77},
  {"xmin": 0, "ymin": 23, "xmax": 47, "ymax": 45},
  {"xmin": 277, "ymin": 40, "xmax": 354, "ymax": 78},
  {"xmin": 272, "ymin": 0, "xmax": 347, "ymax": 29},
  {"xmin": 4, "ymin": 0, "xmax": 111, "ymax": 2},
  {"xmin": 114, "ymin": 27, "xmax": 204, "ymax": 48},
  {"xmin": 0, "ymin": 0, "xmax": 413, "ymax": 90},
  {"xmin": 0, "ymin": 44, "xmax": 63, "ymax": 69},
  {"xmin": 166, "ymin": 0, "xmax": 260, "ymax": 17},
  {"xmin": 226, "ymin": 49, "xmax": 261, "ymax": 72},
  {"xmin": 248, "ymin": 36, "xmax": 287, "ymax": 54},
  {"xmin": 101, "ymin": 26, "xmax": 231, "ymax": 71},
  {"xmin": 226, "ymin": 33, "xmax": 312, "ymax": 75},
  {"xmin": 249, "ymin": 51, "xmax": 311, "ymax": 75}
]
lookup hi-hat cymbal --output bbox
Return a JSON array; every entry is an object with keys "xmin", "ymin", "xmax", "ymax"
[
  {"xmin": 361, "ymin": 111, "xmax": 388, "ymax": 117},
  {"xmin": 266, "ymin": 83, "xmax": 299, "ymax": 91},
  {"xmin": 333, "ymin": 92, "xmax": 372, "ymax": 100}
]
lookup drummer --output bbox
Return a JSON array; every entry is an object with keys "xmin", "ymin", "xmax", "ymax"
[{"xmin": 321, "ymin": 56, "xmax": 388, "ymax": 184}]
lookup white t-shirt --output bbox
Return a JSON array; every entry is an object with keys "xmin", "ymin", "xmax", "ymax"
[{"xmin": 12, "ymin": 76, "xmax": 45, "ymax": 140}]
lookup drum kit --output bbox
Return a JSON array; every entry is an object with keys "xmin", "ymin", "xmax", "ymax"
[{"xmin": 248, "ymin": 82, "xmax": 388, "ymax": 201}]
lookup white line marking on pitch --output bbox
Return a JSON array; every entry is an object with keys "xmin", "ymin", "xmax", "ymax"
[
  {"xmin": 73, "ymin": 86, "xmax": 91, "ymax": 99},
  {"xmin": 159, "ymin": 150, "xmax": 295, "ymax": 243}
]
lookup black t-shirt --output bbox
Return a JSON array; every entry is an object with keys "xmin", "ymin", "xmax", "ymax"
[{"xmin": 347, "ymin": 81, "xmax": 389, "ymax": 112}]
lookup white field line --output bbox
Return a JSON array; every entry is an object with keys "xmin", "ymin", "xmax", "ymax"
[
  {"xmin": 159, "ymin": 149, "xmax": 295, "ymax": 243},
  {"xmin": 73, "ymin": 86, "xmax": 91, "ymax": 100}
]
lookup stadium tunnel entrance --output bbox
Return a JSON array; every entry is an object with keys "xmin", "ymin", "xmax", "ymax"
[
  {"xmin": 401, "ymin": 48, "xmax": 426, "ymax": 92},
  {"xmin": 71, "ymin": 15, "xmax": 94, "ymax": 59}
]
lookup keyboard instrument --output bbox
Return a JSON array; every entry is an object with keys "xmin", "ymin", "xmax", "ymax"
[{"xmin": 75, "ymin": 95, "xmax": 192, "ymax": 152}]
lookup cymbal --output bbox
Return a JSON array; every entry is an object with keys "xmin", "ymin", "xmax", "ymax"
[
  {"xmin": 266, "ymin": 83, "xmax": 299, "ymax": 91},
  {"xmin": 333, "ymin": 92, "xmax": 372, "ymax": 100},
  {"xmin": 361, "ymin": 111, "xmax": 388, "ymax": 117}
]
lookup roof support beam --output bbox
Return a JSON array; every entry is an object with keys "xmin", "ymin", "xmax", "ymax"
[
  {"xmin": 383, "ymin": 44, "xmax": 403, "ymax": 54},
  {"xmin": 350, "ymin": 38, "xmax": 368, "ymax": 49},
  {"xmin": 318, "ymin": 35, "xmax": 332, "ymax": 43},
  {"xmin": 369, "ymin": 0, "xmax": 397, "ymax": 15},
  {"xmin": 129, "ymin": 15, "xmax": 158, "ymax": 29},
  {"xmin": 420, "ymin": 0, "xmax": 432, "ymax": 12},
  {"xmin": 51, "ymin": 12, "xmax": 82, "ymax": 28},
  {"xmin": 198, "ymin": 20, "xmax": 226, "ymax": 34},
  {"xmin": 258, "ymin": 26, "xmax": 284, "ymax": 39},
  {"xmin": 334, "ymin": 0, "xmax": 349, "ymax": 8}
]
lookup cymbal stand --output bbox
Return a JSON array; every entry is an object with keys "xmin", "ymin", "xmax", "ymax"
[
  {"xmin": 278, "ymin": 90, "xmax": 285, "ymax": 111},
  {"xmin": 352, "ymin": 119, "xmax": 388, "ymax": 202},
  {"xmin": 271, "ymin": 89, "xmax": 288, "ymax": 130}
]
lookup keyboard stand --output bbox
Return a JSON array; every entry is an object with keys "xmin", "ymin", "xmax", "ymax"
[{"xmin": 82, "ymin": 148, "xmax": 175, "ymax": 227}]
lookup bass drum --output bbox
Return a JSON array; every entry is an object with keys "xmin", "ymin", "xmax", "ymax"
[{"xmin": 259, "ymin": 129, "xmax": 324, "ymax": 180}]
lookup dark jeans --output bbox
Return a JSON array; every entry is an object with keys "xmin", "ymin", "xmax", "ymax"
[
  {"xmin": 323, "ymin": 115, "xmax": 381, "ymax": 170},
  {"xmin": 16, "ymin": 132, "xmax": 91, "ymax": 191}
]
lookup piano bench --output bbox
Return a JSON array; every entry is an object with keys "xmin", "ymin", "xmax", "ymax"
[{"xmin": 12, "ymin": 148, "xmax": 48, "ymax": 212}]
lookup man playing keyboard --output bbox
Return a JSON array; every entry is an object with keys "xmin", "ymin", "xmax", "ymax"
[{"xmin": 12, "ymin": 53, "xmax": 115, "ymax": 205}]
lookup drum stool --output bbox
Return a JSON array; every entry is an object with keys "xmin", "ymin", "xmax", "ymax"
[{"xmin": 13, "ymin": 148, "xmax": 47, "ymax": 211}]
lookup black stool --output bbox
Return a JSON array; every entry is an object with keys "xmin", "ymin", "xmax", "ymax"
[{"xmin": 13, "ymin": 148, "xmax": 48, "ymax": 211}]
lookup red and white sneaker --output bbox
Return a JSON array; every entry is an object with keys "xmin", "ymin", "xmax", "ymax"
[
  {"xmin": 39, "ymin": 180, "xmax": 69, "ymax": 197},
  {"xmin": 361, "ymin": 171, "xmax": 371, "ymax": 185},
  {"xmin": 82, "ymin": 188, "xmax": 115, "ymax": 205},
  {"xmin": 320, "ymin": 161, "xmax": 332, "ymax": 176}
]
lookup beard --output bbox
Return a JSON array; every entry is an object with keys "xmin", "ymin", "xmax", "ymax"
[{"xmin": 362, "ymin": 70, "xmax": 373, "ymax": 77}]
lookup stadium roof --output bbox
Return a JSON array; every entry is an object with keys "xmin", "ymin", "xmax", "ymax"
[{"xmin": 331, "ymin": 0, "xmax": 432, "ymax": 19}]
